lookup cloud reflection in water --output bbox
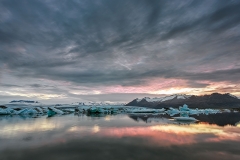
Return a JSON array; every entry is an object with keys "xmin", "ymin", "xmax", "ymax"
[{"xmin": 0, "ymin": 114, "xmax": 240, "ymax": 159}]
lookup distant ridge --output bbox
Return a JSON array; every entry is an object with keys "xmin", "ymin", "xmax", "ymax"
[
  {"xmin": 10, "ymin": 100, "xmax": 39, "ymax": 103},
  {"xmin": 126, "ymin": 93, "xmax": 240, "ymax": 109}
]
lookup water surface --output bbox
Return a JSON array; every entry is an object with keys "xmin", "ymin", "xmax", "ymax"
[{"xmin": 1, "ymin": 113, "xmax": 240, "ymax": 160}]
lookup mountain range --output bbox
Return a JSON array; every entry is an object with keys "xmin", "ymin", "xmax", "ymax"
[{"xmin": 125, "ymin": 93, "xmax": 240, "ymax": 109}]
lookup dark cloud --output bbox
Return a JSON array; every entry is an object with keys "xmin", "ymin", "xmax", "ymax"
[
  {"xmin": 0, "ymin": 0, "xmax": 240, "ymax": 101},
  {"xmin": 161, "ymin": 1, "xmax": 240, "ymax": 40},
  {"xmin": 15, "ymin": 67, "xmax": 239, "ymax": 86},
  {"xmin": 0, "ymin": 83, "xmax": 20, "ymax": 88},
  {"xmin": 183, "ymin": 68, "xmax": 240, "ymax": 82},
  {"xmin": 186, "ymin": 81, "xmax": 210, "ymax": 88}
]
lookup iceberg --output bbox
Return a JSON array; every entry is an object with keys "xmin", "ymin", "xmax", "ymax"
[
  {"xmin": 20, "ymin": 108, "xmax": 38, "ymax": 115},
  {"xmin": 47, "ymin": 110, "xmax": 56, "ymax": 117},
  {"xmin": 88, "ymin": 107, "xmax": 102, "ymax": 113},
  {"xmin": 35, "ymin": 107, "xmax": 44, "ymax": 114},
  {"xmin": 189, "ymin": 109, "xmax": 199, "ymax": 115},
  {"xmin": 179, "ymin": 104, "xmax": 191, "ymax": 111},
  {"xmin": 14, "ymin": 108, "xmax": 28, "ymax": 115},
  {"xmin": 47, "ymin": 107, "xmax": 64, "ymax": 116},
  {"xmin": 0, "ymin": 106, "xmax": 15, "ymax": 115},
  {"xmin": 87, "ymin": 107, "xmax": 120, "ymax": 114},
  {"xmin": 0, "ymin": 106, "xmax": 44, "ymax": 115},
  {"xmin": 222, "ymin": 109, "xmax": 231, "ymax": 113},
  {"xmin": 166, "ymin": 107, "xmax": 180, "ymax": 115},
  {"xmin": 128, "ymin": 108, "xmax": 164, "ymax": 113}
]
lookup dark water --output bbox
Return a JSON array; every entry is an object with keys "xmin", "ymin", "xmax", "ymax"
[{"xmin": 1, "ymin": 113, "xmax": 240, "ymax": 160}]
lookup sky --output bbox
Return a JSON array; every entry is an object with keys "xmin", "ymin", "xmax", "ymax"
[{"xmin": 0, "ymin": 0, "xmax": 240, "ymax": 104}]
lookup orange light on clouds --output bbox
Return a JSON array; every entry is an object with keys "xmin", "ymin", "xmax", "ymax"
[{"xmin": 102, "ymin": 79, "xmax": 240, "ymax": 97}]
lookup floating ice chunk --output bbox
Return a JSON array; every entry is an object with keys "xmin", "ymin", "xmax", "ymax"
[
  {"xmin": 128, "ymin": 107, "xmax": 164, "ymax": 113},
  {"xmin": 0, "ymin": 106, "xmax": 15, "ymax": 115},
  {"xmin": 41, "ymin": 107, "xmax": 48, "ymax": 113},
  {"xmin": 19, "ymin": 108, "xmax": 38, "ymax": 115},
  {"xmin": 204, "ymin": 108, "xmax": 220, "ymax": 114},
  {"xmin": 88, "ymin": 107, "xmax": 106, "ymax": 113},
  {"xmin": 62, "ymin": 108, "xmax": 75, "ymax": 113},
  {"xmin": 88, "ymin": 107, "xmax": 98, "ymax": 113},
  {"xmin": 35, "ymin": 107, "xmax": 43, "ymax": 114},
  {"xmin": 14, "ymin": 108, "xmax": 28, "ymax": 115},
  {"xmin": 0, "ymin": 108, "xmax": 10, "ymax": 115},
  {"xmin": 189, "ymin": 109, "xmax": 199, "ymax": 115},
  {"xmin": 179, "ymin": 104, "xmax": 191, "ymax": 111},
  {"xmin": 48, "ymin": 107, "xmax": 64, "ymax": 114},
  {"xmin": 166, "ymin": 107, "xmax": 180, "ymax": 115},
  {"xmin": 47, "ymin": 110, "xmax": 56, "ymax": 117},
  {"xmin": 222, "ymin": 109, "xmax": 231, "ymax": 113}
]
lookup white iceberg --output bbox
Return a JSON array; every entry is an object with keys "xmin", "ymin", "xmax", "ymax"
[{"xmin": 48, "ymin": 107, "xmax": 64, "ymax": 115}]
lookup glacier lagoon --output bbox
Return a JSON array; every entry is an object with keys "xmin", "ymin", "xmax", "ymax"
[{"xmin": 1, "ymin": 111, "xmax": 240, "ymax": 160}]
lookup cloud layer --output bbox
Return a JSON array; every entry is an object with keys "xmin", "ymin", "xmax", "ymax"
[{"xmin": 0, "ymin": 0, "xmax": 240, "ymax": 103}]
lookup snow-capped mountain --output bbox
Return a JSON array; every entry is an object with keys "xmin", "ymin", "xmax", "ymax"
[
  {"xmin": 126, "ymin": 93, "xmax": 240, "ymax": 109},
  {"xmin": 136, "ymin": 94, "xmax": 192, "ymax": 103}
]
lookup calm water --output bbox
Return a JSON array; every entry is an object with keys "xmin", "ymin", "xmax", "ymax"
[{"xmin": 1, "ymin": 113, "xmax": 240, "ymax": 160}]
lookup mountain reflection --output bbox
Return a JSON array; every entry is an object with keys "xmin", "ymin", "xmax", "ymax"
[{"xmin": 129, "ymin": 112, "xmax": 240, "ymax": 126}]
